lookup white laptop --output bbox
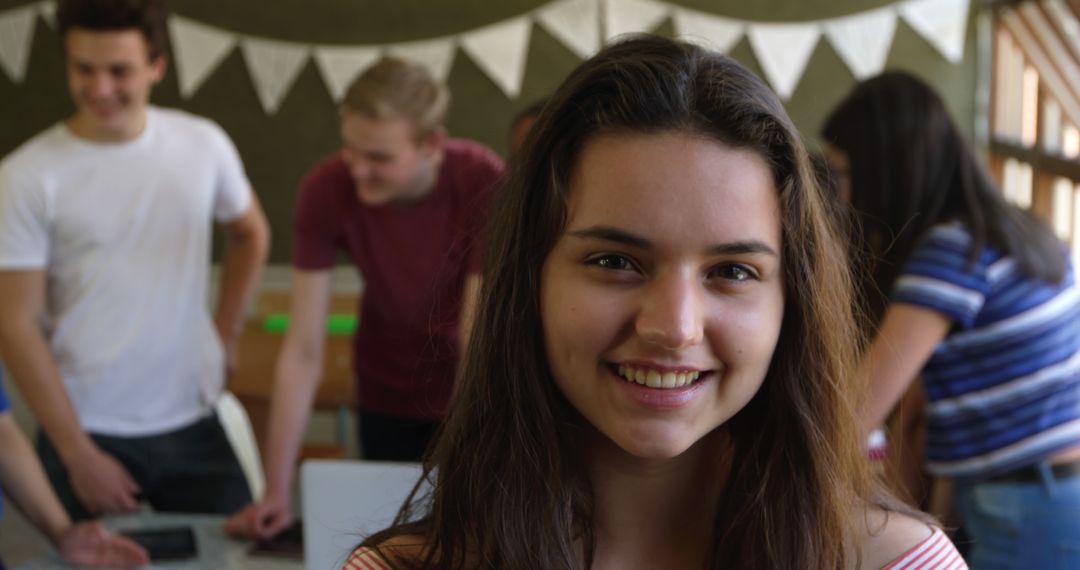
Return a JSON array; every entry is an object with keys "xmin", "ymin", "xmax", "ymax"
[{"xmin": 301, "ymin": 459, "xmax": 425, "ymax": 570}]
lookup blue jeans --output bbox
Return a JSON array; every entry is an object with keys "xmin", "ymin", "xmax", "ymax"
[{"xmin": 954, "ymin": 463, "xmax": 1080, "ymax": 569}]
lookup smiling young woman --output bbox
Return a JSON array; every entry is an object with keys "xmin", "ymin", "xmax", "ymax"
[
  {"xmin": 539, "ymin": 132, "xmax": 784, "ymax": 463},
  {"xmin": 342, "ymin": 35, "xmax": 965, "ymax": 569}
]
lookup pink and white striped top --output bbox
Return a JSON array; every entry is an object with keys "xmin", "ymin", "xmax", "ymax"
[
  {"xmin": 343, "ymin": 526, "xmax": 967, "ymax": 569},
  {"xmin": 883, "ymin": 527, "xmax": 967, "ymax": 569},
  {"xmin": 343, "ymin": 547, "xmax": 392, "ymax": 570}
]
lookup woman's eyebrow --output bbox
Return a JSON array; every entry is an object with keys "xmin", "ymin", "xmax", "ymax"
[
  {"xmin": 707, "ymin": 241, "xmax": 777, "ymax": 257},
  {"xmin": 568, "ymin": 225, "xmax": 777, "ymax": 257},
  {"xmin": 568, "ymin": 226, "xmax": 651, "ymax": 248}
]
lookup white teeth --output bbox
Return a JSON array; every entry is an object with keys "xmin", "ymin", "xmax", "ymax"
[{"xmin": 616, "ymin": 366, "xmax": 703, "ymax": 389}]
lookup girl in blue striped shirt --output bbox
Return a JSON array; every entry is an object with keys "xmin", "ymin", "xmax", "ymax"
[{"xmin": 825, "ymin": 72, "xmax": 1080, "ymax": 570}]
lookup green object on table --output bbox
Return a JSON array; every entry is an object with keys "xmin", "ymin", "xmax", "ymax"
[
  {"xmin": 263, "ymin": 313, "xmax": 289, "ymax": 333},
  {"xmin": 326, "ymin": 314, "xmax": 357, "ymax": 335},
  {"xmin": 263, "ymin": 313, "xmax": 357, "ymax": 335}
]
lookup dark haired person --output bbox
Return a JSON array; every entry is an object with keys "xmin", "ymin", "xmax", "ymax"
[
  {"xmin": 508, "ymin": 98, "xmax": 546, "ymax": 156},
  {"xmin": 0, "ymin": 0, "xmax": 269, "ymax": 520},
  {"xmin": 225, "ymin": 56, "xmax": 503, "ymax": 540},
  {"xmin": 344, "ymin": 36, "xmax": 964, "ymax": 569},
  {"xmin": 825, "ymin": 71, "xmax": 1080, "ymax": 569}
]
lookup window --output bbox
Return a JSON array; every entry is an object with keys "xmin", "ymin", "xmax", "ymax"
[{"xmin": 990, "ymin": 0, "xmax": 1080, "ymax": 265}]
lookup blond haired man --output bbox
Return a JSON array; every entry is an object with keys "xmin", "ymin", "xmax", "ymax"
[{"xmin": 226, "ymin": 57, "xmax": 503, "ymax": 539}]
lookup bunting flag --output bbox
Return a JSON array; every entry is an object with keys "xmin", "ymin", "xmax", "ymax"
[
  {"xmin": 1, "ymin": 0, "xmax": 973, "ymax": 110},
  {"xmin": 535, "ymin": 0, "xmax": 600, "ymax": 60},
  {"xmin": 604, "ymin": 0, "xmax": 670, "ymax": 43},
  {"xmin": 748, "ymin": 23, "xmax": 821, "ymax": 99},
  {"xmin": 168, "ymin": 16, "xmax": 238, "ymax": 98},
  {"xmin": 823, "ymin": 7, "xmax": 898, "ymax": 80},
  {"xmin": 899, "ymin": 0, "xmax": 970, "ymax": 63},
  {"xmin": 387, "ymin": 37, "xmax": 456, "ymax": 82},
  {"xmin": 240, "ymin": 37, "xmax": 310, "ymax": 114},
  {"xmin": 37, "ymin": 0, "xmax": 54, "ymax": 28},
  {"xmin": 313, "ymin": 45, "xmax": 381, "ymax": 102},
  {"xmin": 459, "ymin": 17, "xmax": 532, "ymax": 98},
  {"xmin": 0, "ymin": 4, "xmax": 36, "ymax": 83},
  {"xmin": 672, "ymin": 7, "xmax": 743, "ymax": 54}
]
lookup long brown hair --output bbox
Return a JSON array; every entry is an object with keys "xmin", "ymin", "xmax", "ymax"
[
  {"xmin": 365, "ymin": 34, "xmax": 886, "ymax": 569},
  {"xmin": 822, "ymin": 71, "xmax": 1065, "ymax": 321}
]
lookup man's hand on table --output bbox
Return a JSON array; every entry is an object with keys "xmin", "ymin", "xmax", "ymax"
[
  {"xmin": 224, "ymin": 495, "xmax": 293, "ymax": 540},
  {"xmin": 58, "ymin": 521, "xmax": 149, "ymax": 569}
]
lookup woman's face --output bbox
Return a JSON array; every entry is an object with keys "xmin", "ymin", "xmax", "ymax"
[{"xmin": 540, "ymin": 132, "xmax": 785, "ymax": 460}]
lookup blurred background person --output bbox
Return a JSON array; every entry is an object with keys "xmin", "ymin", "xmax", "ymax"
[
  {"xmin": 824, "ymin": 71, "xmax": 1080, "ymax": 569},
  {"xmin": 508, "ymin": 98, "xmax": 546, "ymax": 156},
  {"xmin": 226, "ymin": 56, "xmax": 504, "ymax": 540},
  {"xmin": 0, "ymin": 0, "xmax": 268, "ymax": 521}
]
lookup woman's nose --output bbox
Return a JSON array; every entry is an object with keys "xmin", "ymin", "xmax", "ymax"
[{"xmin": 635, "ymin": 273, "xmax": 705, "ymax": 351}]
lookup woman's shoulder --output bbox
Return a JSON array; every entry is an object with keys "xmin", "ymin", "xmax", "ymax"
[
  {"xmin": 855, "ymin": 509, "xmax": 966, "ymax": 569},
  {"xmin": 343, "ymin": 546, "xmax": 392, "ymax": 569},
  {"xmin": 342, "ymin": 535, "xmax": 427, "ymax": 570}
]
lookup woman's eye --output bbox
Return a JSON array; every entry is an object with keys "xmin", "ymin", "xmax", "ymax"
[
  {"xmin": 588, "ymin": 254, "xmax": 636, "ymax": 272},
  {"xmin": 711, "ymin": 263, "xmax": 757, "ymax": 282}
]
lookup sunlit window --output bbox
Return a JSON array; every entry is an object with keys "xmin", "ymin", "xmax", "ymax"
[{"xmin": 991, "ymin": 3, "xmax": 1080, "ymax": 237}]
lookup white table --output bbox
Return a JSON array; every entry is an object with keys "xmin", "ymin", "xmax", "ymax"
[{"xmin": 12, "ymin": 512, "xmax": 301, "ymax": 570}]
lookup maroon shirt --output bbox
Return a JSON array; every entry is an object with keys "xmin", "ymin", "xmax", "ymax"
[{"xmin": 293, "ymin": 139, "xmax": 504, "ymax": 419}]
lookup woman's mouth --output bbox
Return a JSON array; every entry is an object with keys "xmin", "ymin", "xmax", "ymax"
[{"xmin": 611, "ymin": 364, "xmax": 709, "ymax": 389}]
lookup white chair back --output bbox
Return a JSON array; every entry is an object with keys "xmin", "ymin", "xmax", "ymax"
[
  {"xmin": 215, "ymin": 391, "xmax": 265, "ymax": 499},
  {"xmin": 301, "ymin": 459, "xmax": 425, "ymax": 570}
]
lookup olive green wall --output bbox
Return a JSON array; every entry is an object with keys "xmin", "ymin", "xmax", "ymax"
[{"xmin": 0, "ymin": 0, "xmax": 981, "ymax": 262}]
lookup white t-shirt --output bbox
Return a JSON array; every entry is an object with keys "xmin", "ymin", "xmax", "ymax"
[{"xmin": 0, "ymin": 107, "xmax": 252, "ymax": 436}]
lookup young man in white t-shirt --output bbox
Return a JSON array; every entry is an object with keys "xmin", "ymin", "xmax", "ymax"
[{"xmin": 0, "ymin": 0, "xmax": 270, "ymax": 520}]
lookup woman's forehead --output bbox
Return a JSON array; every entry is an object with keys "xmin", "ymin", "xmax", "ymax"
[{"xmin": 561, "ymin": 132, "xmax": 782, "ymax": 248}]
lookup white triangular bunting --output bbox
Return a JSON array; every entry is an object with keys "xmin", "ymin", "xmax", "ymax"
[
  {"xmin": 387, "ymin": 37, "xmax": 456, "ymax": 82},
  {"xmin": 604, "ymin": 0, "xmax": 670, "ymax": 43},
  {"xmin": 314, "ymin": 45, "xmax": 381, "ymax": 102},
  {"xmin": 672, "ymin": 7, "xmax": 744, "ymax": 53},
  {"xmin": 899, "ymin": 0, "xmax": 970, "ymax": 63},
  {"xmin": 240, "ymin": 37, "xmax": 310, "ymax": 114},
  {"xmin": 168, "ymin": 16, "xmax": 237, "ymax": 98},
  {"xmin": 37, "ymin": 0, "xmax": 55, "ymax": 28},
  {"xmin": 460, "ymin": 17, "xmax": 532, "ymax": 98},
  {"xmin": 823, "ymin": 7, "xmax": 897, "ymax": 80},
  {"xmin": 535, "ymin": 0, "xmax": 600, "ymax": 60},
  {"xmin": 0, "ymin": 5, "xmax": 37, "ymax": 83},
  {"xmin": 747, "ymin": 23, "xmax": 821, "ymax": 99}
]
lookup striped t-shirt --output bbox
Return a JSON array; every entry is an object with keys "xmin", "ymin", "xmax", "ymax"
[
  {"xmin": 892, "ymin": 222, "xmax": 1080, "ymax": 479},
  {"xmin": 344, "ymin": 527, "xmax": 966, "ymax": 569}
]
